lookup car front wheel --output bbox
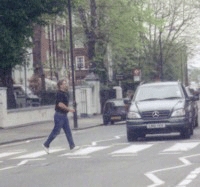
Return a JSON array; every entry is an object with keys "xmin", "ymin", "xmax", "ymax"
[
  {"xmin": 127, "ymin": 131, "xmax": 138, "ymax": 142},
  {"xmin": 195, "ymin": 116, "xmax": 199, "ymax": 127},
  {"xmin": 180, "ymin": 128, "xmax": 191, "ymax": 139},
  {"xmin": 103, "ymin": 116, "xmax": 109, "ymax": 125}
]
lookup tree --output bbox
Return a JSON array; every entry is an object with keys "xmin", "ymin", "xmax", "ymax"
[
  {"xmin": 0, "ymin": 0, "xmax": 68, "ymax": 108},
  {"xmin": 75, "ymin": 0, "xmax": 200, "ymax": 88},
  {"xmin": 75, "ymin": 0, "xmax": 149, "ymax": 85},
  {"xmin": 139, "ymin": 0, "xmax": 199, "ymax": 82}
]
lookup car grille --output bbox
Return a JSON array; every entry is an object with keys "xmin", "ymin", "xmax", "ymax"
[{"xmin": 141, "ymin": 110, "xmax": 170, "ymax": 119}]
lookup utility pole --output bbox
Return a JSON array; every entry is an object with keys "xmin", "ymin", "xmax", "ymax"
[
  {"xmin": 68, "ymin": 0, "xmax": 78, "ymax": 128},
  {"xmin": 159, "ymin": 30, "xmax": 163, "ymax": 81}
]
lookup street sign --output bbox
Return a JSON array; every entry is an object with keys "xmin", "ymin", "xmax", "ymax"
[
  {"xmin": 132, "ymin": 69, "xmax": 141, "ymax": 76},
  {"xmin": 132, "ymin": 69, "xmax": 141, "ymax": 82}
]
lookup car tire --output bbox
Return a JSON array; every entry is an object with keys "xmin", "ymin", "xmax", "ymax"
[
  {"xmin": 138, "ymin": 133, "xmax": 145, "ymax": 139},
  {"xmin": 195, "ymin": 116, "xmax": 199, "ymax": 127},
  {"xmin": 127, "ymin": 131, "xmax": 138, "ymax": 142},
  {"xmin": 111, "ymin": 121, "xmax": 114, "ymax": 125},
  {"xmin": 180, "ymin": 128, "xmax": 190, "ymax": 139},
  {"xmin": 190, "ymin": 122, "xmax": 194, "ymax": 135},
  {"xmin": 103, "ymin": 117, "xmax": 109, "ymax": 125}
]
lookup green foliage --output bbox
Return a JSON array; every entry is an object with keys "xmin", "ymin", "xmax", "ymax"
[
  {"xmin": 0, "ymin": 0, "xmax": 68, "ymax": 69},
  {"xmin": 74, "ymin": 0, "xmax": 195, "ymax": 86},
  {"xmin": 0, "ymin": 0, "xmax": 68, "ymax": 108},
  {"xmin": 74, "ymin": 0, "xmax": 151, "ymax": 85}
]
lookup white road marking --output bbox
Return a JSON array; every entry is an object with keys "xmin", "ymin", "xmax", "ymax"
[
  {"xmin": 0, "ymin": 158, "xmax": 46, "ymax": 171},
  {"xmin": 13, "ymin": 147, "xmax": 65, "ymax": 159},
  {"xmin": 17, "ymin": 158, "xmax": 45, "ymax": 166},
  {"xmin": 61, "ymin": 146, "xmax": 110, "ymax": 157},
  {"xmin": 176, "ymin": 167, "xmax": 200, "ymax": 187},
  {"xmin": 145, "ymin": 154, "xmax": 200, "ymax": 187},
  {"xmin": 18, "ymin": 160, "xmax": 28, "ymax": 166},
  {"xmin": 145, "ymin": 173, "xmax": 164, "ymax": 187},
  {"xmin": 0, "ymin": 151, "xmax": 24, "ymax": 158},
  {"xmin": 0, "ymin": 166, "xmax": 17, "ymax": 171},
  {"xmin": 91, "ymin": 135, "xmax": 123, "ymax": 146},
  {"xmin": 111, "ymin": 144, "xmax": 153, "ymax": 156},
  {"xmin": 162, "ymin": 142, "xmax": 199, "ymax": 152},
  {"xmin": 13, "ymin": 151, "xmax": 47, "ymax": 159}
]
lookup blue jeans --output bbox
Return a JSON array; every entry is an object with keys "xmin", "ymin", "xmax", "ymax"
[{"xmin": 44, "ymin": 112, "xmax": 75, "ymax": 149}]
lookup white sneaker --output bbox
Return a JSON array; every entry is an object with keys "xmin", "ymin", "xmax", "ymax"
[
  {"xmin": 42, "ymin": 144, "xmax": 49, "ymax": 154},
  {"xmin": 71, "ymin": 146, "xmax": 80, "ymax": 151}
]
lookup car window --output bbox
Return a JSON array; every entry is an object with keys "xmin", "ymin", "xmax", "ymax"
[
  {"xmin": 134, "ymin": 85, "xmax": 183, "ymax": 101},
  {"xmin": 113, "ymin": 100, "xmax": 125, "ymax": 106},
  {"xmin": 14, "ymin": 87, "xmax": 25, "ymax": 96}
]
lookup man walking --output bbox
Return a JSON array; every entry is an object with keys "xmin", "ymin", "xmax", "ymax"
[{"xmin": 43, "ymin": 79, "xmax": 79, "ymax": 154}]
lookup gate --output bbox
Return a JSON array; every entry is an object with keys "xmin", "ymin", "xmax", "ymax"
[{"xmin": 80, "ymin": 89, "xmax": 87, "ymax": 117}]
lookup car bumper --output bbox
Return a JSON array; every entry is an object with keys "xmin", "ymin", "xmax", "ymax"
[
  {"xmin": 103, "ymin": 114, "xmax": 127, "ymax": 122},
  {"xmin": 126, "ymin": 117, "xmax": 190, "ymax": 134}
]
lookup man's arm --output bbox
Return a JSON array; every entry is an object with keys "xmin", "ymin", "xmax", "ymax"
[{"xmin": 57, "ymin": 102, "xmax": 75, "ymax": 112}]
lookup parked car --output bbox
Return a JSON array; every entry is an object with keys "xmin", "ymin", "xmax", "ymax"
[
  {"xmin": 102, "ymin": 98, "xmax": 127, "ymax": 125},
  {"xmin": 13, "ymin": 84, "xmax": 41, "ymax": 108},
  {"xmin": 126, "ymin": 81, "xmax": 199, "ymax": 141}
]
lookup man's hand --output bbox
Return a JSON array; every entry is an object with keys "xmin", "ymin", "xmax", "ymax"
[{"xmin": 69, "ymin": 108, "xmax": 75, "ymax": 113}]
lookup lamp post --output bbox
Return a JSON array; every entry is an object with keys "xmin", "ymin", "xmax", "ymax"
[
  {"xmin": 159, "ymin": 30, "xmax": 163, "ymax": 81},
  {"xmin": 68, "ymin": 0, "xmax": 78, "ymax": 128}
]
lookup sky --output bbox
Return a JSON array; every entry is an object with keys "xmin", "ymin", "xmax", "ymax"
[{"xmin": 188, "ymin": 45, "xmax": 200, "ymax": 70}]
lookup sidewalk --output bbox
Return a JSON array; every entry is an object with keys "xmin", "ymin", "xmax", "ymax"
[{"xmin": 0, "ymin": 114, "xmax": 103, "ymax": 145}]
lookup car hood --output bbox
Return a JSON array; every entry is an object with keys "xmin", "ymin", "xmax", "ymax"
[{"xmin": 130, "ymin": 99, "xmax": 185, "ymax": 112}]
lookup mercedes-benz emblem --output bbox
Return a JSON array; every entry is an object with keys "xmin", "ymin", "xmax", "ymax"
[{"xmin": 152, "ymin": 111, "xmax": 159, "ymax": 118}]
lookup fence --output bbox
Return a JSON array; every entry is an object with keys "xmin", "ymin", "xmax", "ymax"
[{"xmin": 0, "ymin": 76, "xmax": 101, "ymax": 128}]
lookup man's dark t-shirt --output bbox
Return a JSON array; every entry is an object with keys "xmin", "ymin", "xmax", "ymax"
[{"xmin": 55, "ymin": 90, "xmax": 69, "ymax": 114}]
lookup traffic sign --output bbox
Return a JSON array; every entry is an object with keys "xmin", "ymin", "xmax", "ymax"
[{"xmin": 132, "ymin": 69, "xmax": 141, "ymax": 82}]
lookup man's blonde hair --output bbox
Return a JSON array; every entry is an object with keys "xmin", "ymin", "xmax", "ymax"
[{"xmin": 57, "ymin": 79, "xmax": 65, "ymax": 89}]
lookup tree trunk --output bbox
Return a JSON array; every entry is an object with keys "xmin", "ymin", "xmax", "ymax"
[{"xmin": 0, "ymin": 66, "xmax": 17, "ymax": 109}]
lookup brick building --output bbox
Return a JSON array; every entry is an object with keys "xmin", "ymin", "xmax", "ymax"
[{"xmin": 32, "ymin": 19, "xmax": 89, "ymax": 86}]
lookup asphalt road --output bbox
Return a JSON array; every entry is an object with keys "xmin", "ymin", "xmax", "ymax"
[{"xmin": 1, "ymin": 121, "xmax": 200, "ymax": 187}]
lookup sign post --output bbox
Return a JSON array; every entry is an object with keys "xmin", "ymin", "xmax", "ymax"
[
  {"xmin": 132, "ymin": 69, "xmax": 141, "ymax": 82},
  {"xmin": 116, "ymin": 74, "xmax": 124, "ymax": 87}
]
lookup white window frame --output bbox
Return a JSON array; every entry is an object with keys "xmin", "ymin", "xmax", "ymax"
[{"xmin": 75, "ymin": 56, "xmax": 85, "ymax": 70}]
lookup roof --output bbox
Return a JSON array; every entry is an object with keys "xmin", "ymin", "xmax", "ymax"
[{"xmin": 105, "ymin": 98, "xmax": 125, "ymax": 106}]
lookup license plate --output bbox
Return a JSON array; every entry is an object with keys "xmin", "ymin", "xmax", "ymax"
[
  {"xmin": 147, "ymin": 123, "xmax": 165, "ymax": 129},
  {"xmin": 111, "ymin": 116, "xmax": 121, "ymax": 120}
]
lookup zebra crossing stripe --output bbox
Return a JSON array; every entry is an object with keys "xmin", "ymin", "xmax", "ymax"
[
  {"xmin": 162, "ymin": 142, "xmax": 200, "ymax": 152},
  {"xmin": 62, "ymin": 146, "xmax": 110, "ymax": 156},
  {"xmin": 13, "ymin": 147, "xmax": 65, "ymax": 159},
  {"xmin": 111, "ymin": 144, "xmax": 153, "ymax": 155},
  {"xmin": 0, "ymin": 152, "xmax": 24, "ymax": 158},
  {"xmin": 13, "ymin": 151, "xmax": 48, "ymax": 159}
]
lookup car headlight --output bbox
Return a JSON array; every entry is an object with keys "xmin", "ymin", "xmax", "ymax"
[
  {"xmin": 127, "ymin": 111, "xmax": 141, "ymax": 119},
  {"xmin": 171, "ymin": 108, "xmax": 186, "ymax": 117}
]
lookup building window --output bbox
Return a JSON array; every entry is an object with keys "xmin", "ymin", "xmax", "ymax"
[
  {"xmin": 75, "ymin": 56, "xmax": 85, "ymax": 70},
  {"xmin": 45, "ymin": 26, "xmax": 48, "ymax": 39}
]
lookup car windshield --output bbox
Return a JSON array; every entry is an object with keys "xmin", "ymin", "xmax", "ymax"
[{"xmin": 134, "ymin": 85, "xmax": 183, "ymax": 101}]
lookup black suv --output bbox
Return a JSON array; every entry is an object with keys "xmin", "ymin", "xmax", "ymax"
[{"xmin": 126, "ymin": 81, "xmax": 199, "ymax": 141}]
